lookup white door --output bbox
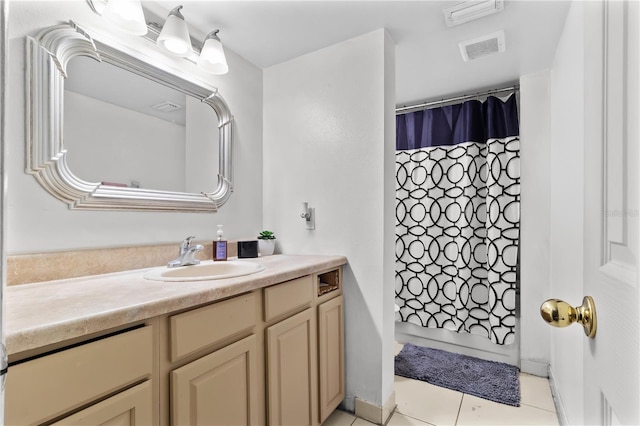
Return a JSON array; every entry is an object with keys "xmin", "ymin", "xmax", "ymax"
[{"xmin": 582, "ymin": 1, "xmax": 639, "ymax": 424}]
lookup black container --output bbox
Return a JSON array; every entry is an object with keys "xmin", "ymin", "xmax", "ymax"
[{"xmin": 237, "ymin": 240, "xmax": 259, "ymax": 258}]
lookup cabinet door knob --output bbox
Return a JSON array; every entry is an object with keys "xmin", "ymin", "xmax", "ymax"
[{"xmin": 540, "ymin": 296, "xmax": 597, "ymax": 338}]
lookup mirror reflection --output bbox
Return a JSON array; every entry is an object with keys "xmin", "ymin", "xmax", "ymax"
[{"xmin": 64, "ymin": 56, "xmax": 218, "ymax": 193}]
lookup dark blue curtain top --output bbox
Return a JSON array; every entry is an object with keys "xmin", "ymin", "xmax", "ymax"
[{"xmin": 396, "ymin": 94, "xmax": 519, "ymax": 151}]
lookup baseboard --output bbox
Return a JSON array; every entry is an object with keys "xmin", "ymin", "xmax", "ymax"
[
  {"xmin": 548, "ymin": 366, "xmax": 569, "ymax": 426},
  {"xmin": 520, "ymin": 358, "xmax": 549, "ymax": 377},
  {"xmin": 355, "ymin": 391, "xmax": 396, "ymax": 425},
  {"xmin": 395, "ymin": 323, "xmax": 519, "ymax": 366}
]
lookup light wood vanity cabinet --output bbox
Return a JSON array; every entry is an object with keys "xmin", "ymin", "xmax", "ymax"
[
  {"xmin": 267, "ymin": 307, "xmax": 318, "ymax": 425},
  {"xmin": 264, "ymin": 275, "xmax": 314, "ymax": 322},
  {"xmin": 6, "ymin": 265, "xmax": 344, "ymax": 426},
  {"xmin": 168, "ymin": 292, "xmax": 258, "ymax": 363},
  {"xmin": 6, "ymin": 325, "xmax": 155, "ymax": 425},
  {"xmin": 167, "ymin": 269, "xmax": 344, "ymax": 426},
  {"xmin": 171, "ymin": 335, "xmax": 260, "ymax": 425},
  {"xmin": 165, "ymin": 292, "xmax": 262, "ymax": 426},
  {"xmin": 318, "ymin": 295, "xmax": 345, "ymax": 423},
  {"xmin": 264, "ymin": 275, "xmax": 317, "ymax": 424},
  {"xmin": 50, "ymin": 381, "xmax": 153, "ymax": 426},
  {"xmin": 265, "ymin": 269, "xmax": 345, "ymax": 426}
]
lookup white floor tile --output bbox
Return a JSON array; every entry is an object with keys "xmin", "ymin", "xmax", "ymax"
[
  {"xmin": 387, "ymin": 411, "xmax": 435, "ymax": 425},
  {"xmin": 322, "ymin": 409, "xmax": 357, "ymax": 426},
  {"xmin": 394, "ymin": 375, "xmax": 463, "ymax": 426},
  {"xmin": 457, "ymin": 394, "xmax": 559, "ymax": 426},
  {"xmin": 519, "ymin": 373, "xmax": 557, "ymax": 413},
  {"xmin": 352, "ymin": 418, "xmax": 377, "ymax": 425},
  {"xmin": 395, "ymin": 342, "xmax": 405, "ymax": 356}
]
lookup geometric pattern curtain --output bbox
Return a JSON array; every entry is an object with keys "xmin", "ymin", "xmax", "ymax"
[{"xmin": 395, "ymin": 95, "xmax": 520, "ymax": 345}]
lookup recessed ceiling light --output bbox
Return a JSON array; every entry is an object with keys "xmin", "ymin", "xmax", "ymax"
[{"xmin": 443, "ymin": 0, "xmax": 505, "ymax": 27}]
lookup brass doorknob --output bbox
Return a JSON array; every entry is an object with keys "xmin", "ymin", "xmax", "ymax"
[{"xmin": 540, "ymin": 296, "xmax": 597, "ymax": 338}]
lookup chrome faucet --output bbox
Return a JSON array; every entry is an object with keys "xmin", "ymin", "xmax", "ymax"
[{"xmin": 168, "ymin": 236, "xmax": 204, "ymax": 268}]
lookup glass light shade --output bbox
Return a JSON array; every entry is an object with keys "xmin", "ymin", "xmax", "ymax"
[
  {"xmin": 198, "ymin": 36, "xmax": 229, "ymax": 74},
  {"xmin": 102, "ymin": 0, "xmax": 148, "ymax": 36},
  {"xmin": 157, "ymin": 13, "xmax": 192, "ymax": 57}
]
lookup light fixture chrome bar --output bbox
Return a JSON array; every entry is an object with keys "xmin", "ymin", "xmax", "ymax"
[{"xmin": 395, "ymin": 84, "xmax": 519, "ymax": 115}]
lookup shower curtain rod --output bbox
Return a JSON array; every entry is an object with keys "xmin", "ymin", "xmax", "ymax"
[{"xmin": 395, "ymin": 85, "xmax": 520, "ymax": 115}]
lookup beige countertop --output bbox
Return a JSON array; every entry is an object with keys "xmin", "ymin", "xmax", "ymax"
[{"xmin": 6, "ymin": 254, "xmax": 347, "ymax": 356}]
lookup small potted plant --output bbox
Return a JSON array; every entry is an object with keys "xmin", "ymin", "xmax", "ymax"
[{"xmin": 257, "ymin": 230, "xmax": 276, "ymax": 256}]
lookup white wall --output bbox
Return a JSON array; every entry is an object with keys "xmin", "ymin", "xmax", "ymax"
[
  {"xmin": 7, "ymin": 1, "xmax": 263, "ymax": 253},
  {"xmin": 548, "ymin": 1, "xmax": 586, "ymax": 424},
  {"xmin": 519, "ymin": 71, "xmax": 552, "ymax": 377},
  {"xmin": 263, "ymin": 29, "xmax": 396, "ymax": 411}
]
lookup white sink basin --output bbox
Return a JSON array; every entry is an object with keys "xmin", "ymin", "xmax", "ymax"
[{"xmin": 143, "ymin": 260, "xmax": 266, "ymax": 282}]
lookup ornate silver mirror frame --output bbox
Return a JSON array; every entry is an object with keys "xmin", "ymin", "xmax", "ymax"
[{"xmin": 26, "ymin": 21, "xmax": 233, "ymax": 212}]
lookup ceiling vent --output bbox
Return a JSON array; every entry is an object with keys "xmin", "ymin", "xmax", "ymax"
[
  {"xmin": 152, "ymin": 101, "xmax": 183, "ymax": 113},
  {"xmin": 459, "ymin": 30, "xmax": 505, "ymax": 62},
  {"xmin": 443, "ymin": 0, "xmax": 504, "ymax": 27}
]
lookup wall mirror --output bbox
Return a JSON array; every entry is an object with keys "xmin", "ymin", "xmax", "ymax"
[{"xmin": 27, "ymin": 21, "xmax": 233, "ymax": 212}]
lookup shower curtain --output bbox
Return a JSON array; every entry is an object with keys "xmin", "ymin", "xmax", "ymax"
[{"xmin": 395, "ymin": 94, "xmax": 520, "ymax": 345}]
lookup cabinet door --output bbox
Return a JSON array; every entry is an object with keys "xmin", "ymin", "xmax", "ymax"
[
  {"xmin": 318, "ymin": 295, "xmax": 345, "ymax": 423},
  {"xmin": 171, "ymin": 334, "xmax": 259, "ymax": 426},
  {"xmin": 267, "ymin": 308, "xmax": 318, "ymax": 426},
  {"xmin": 51, "ymin": 381, "xmax": 152, "ymax": 426}
]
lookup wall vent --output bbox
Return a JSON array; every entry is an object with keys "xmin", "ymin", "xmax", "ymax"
[
  {"xmin": 459, "ymin": 30, "xmax": 505, "ymax": 62},
  {"xmin": 443, "ymin": 0, "xmax": 504, "ymax": 27},
  {"xmin": 152, "ymin": 101, "xmax": 183, "ymax": 112}
]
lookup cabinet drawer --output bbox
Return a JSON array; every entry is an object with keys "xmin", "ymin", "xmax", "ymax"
[
  {"xmin": 6, "ymin": 325, "xmax": 153, "ymax": 426},
  {"xmin": 170, "ymin": 292, "xmax": 257, "ymax": 362},
  {"xmin": 264, "ymin": 275, "xmax": 313, "ymax": 322}
]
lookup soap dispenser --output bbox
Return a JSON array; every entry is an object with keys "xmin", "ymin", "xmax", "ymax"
[{"xmin": 214, "ymin": 225, "xmax": 228, "ymax": 261}]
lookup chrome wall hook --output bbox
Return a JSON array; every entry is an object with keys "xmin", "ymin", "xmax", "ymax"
[{"xmin": 300, "ymin": 202, "xmax": 315, "ymax": 230}]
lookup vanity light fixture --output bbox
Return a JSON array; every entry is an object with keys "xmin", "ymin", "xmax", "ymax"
[
  {"xmin": 86, "ymin": 1, "xmax": 229, "ymax": 74},
  {"xmin": 156, "ymin": 5, "xmax": 192, "ymax": 57},
  {"xmin": 101, "ymin": 0, "xmax": 148, "ymax": 35},
  {"xmin": 197, "ymin": 30, "xmax": 229, "ymax": 75}
]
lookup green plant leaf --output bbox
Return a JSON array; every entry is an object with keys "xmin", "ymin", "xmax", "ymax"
[{"xmin": 257, "ymin": 230, "xmax": 276, "ymax": 240}]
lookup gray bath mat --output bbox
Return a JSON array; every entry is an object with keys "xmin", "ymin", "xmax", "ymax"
[{"xmin": 395, "ymin": 343, "xmax": 520, "ymax": 407}]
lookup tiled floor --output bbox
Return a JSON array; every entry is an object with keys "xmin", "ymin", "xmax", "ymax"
[{"xmin": 323, "ymin": 344, "xmax": 559, "ymax": 426}]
